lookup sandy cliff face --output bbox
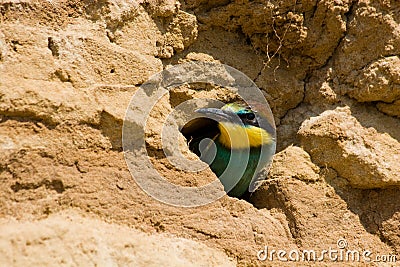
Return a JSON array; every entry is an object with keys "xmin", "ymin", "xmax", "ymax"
[{"xmin": 0, "ymin": 0, "xmax": 400, "ymax": 266}]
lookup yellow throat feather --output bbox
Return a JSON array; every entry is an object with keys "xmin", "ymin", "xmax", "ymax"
[{"xmin": 217, "ymin": 122, "xmax": 272, "ymax": 149}]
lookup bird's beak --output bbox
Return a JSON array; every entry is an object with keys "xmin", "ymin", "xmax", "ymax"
[{"xmin": 196, "ymin": 108, "xmax": 240, "ymax": 124}]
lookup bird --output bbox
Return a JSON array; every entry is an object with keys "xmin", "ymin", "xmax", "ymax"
[{"xmin": 181, "ymin": 101, "xmax": 276, "ymax": 198}]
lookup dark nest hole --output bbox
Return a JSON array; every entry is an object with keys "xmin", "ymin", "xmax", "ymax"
[
  {"xmin": 180, "ymin": 117, "xmax": 219, "ymax": 156},
  {"xmin": 180, "ymin": 116, "xmax": 252, "ymax": 200}
]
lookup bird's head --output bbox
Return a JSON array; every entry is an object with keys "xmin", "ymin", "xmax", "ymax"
[{"xmin": 195, "ymin": 102, "xmax": 275, "ymax": 149}]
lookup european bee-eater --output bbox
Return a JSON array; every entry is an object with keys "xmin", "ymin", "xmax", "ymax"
[{"xmin": 181, "ymin": 102, "xmax": 276, "ymax": 197}]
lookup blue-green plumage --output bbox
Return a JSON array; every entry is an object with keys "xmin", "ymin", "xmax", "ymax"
[{"xmin": 203, "ymin": 141, "xmax": 262, "ymax": 197}]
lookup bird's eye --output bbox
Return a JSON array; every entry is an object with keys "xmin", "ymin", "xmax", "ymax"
[{"xmin": 246, "ymin": 113, "xmax": 255, "ymax": 120}]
